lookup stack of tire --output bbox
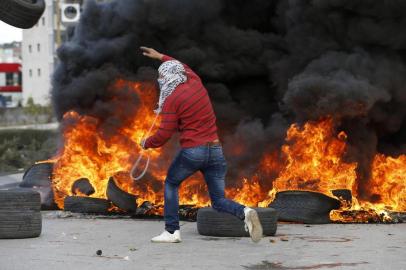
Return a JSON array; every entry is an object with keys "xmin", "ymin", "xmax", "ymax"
[
  {"xmin": 0, "ymin": 0, "xmax": 46, "ymax": 29},
  {"xmin": 0, "ymin": 189, "xmax": 42, "ymax": 239}
]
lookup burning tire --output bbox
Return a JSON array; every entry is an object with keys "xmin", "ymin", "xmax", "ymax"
[
  {"xmin": 64, "ymin": 196, "xmax": 110, "ymax": 214},
  {"xmin": 20, "ymin": 163, "xmax": 53, "ymax": 188},
  {"xmin": 0, "ymin": 189, "xmax": 41, "ymax": 211},
  {"xmin": 197, "ymin": 207, "xmax": 277, "ymax": 237},
  {"xmin": 0, "ymin": 0, "xmax": 46, "ymax": 29},
  {"xmin": 106, "ymin": 177, "xmax": 137, "ymax": 213},
  {"xmin": 268, "ymin": 190, "xmax": 340, "ymax": 224},
  {"xmin": 0, "ymin": 190, "xmax": 42, "ymax": 239},
  {"xmin": 72, "ymin": 178, "xmax": 95, "ymax": 196}
]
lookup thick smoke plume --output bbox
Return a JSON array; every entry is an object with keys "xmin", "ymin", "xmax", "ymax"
[{"xmin": 52, "ymin": 0, "xmax": 406, "ymax": 199}]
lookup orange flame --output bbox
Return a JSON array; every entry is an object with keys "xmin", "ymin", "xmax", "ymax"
[
  {"xmin": 48, "ymin": 79, "xmax": 405, "ymax": 222},
  {"xmin": 271, "ymin": 118, "xmax": 358, "ymax": 195}
]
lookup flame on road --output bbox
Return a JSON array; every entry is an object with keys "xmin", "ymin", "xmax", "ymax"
[{"xmin": 47, "ymin": 80, "xmax": 405, "ymax": 221}]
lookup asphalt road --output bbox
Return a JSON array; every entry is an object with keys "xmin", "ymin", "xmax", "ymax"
[
  {"xmin": 0, "ymin": 212, "xmax": 405, "ymax": 270},
  {"xmin": 0, "ymin": 173, "xmax": 405, "ymax": 270}
]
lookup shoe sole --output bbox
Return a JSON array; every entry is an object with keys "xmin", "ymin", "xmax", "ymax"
[
  {"xmin": 247, "ymin": 210, "xmax": 263, "ymax": 243},
  {"xmin": 151, "ymin": 239, "xmax": 182, "ymax": 243}
]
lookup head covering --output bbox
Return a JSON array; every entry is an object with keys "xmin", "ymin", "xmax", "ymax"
[{"xmin": 155, "ymin": 60, "xmax": 187, "ymax": 114}]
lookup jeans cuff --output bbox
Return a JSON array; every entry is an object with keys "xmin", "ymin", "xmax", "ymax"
[
  {"xmin": 165, "ymin": 225, "xmax": 180, "ymax": 232},
  {"xmin": 237, "ymin": 207, "xmax": 246, "ymax": 220}
]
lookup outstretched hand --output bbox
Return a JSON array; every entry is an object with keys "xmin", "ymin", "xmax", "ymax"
[{"xmin": 140, "ymin": 46, "xmax": 163, "ymax": 60}]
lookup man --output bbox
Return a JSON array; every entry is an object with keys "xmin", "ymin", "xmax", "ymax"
[{"xmin": 140, "ymin": 47, "xmax": 263, "ymax": 243}]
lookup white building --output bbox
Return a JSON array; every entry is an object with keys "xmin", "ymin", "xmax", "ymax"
[
  {"xmin": 22, "ymin": 0, "xmax": 84, "ymax": 106},
  {"xmin": 22, "ymin": 0, "xmax": 57, "ymax": 106}
]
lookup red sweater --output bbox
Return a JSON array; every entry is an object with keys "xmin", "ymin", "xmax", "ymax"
[{"xmin": 144, "ymin": 55, "xmax": 219, "ymax": 149}]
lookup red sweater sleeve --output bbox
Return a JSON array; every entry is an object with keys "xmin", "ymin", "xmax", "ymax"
[
  {"xmin": 144, "ymin": 98, "xmax": 178, "ymax": 149},
  {"xmin": 161, "ymin": 54, "xmax": 200, "ymax": 82}
]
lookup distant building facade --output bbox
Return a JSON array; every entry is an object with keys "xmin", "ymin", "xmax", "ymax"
[
  {"xmin": 22, "ymin": 0, "xmax": 57, "ymax": 106},
  {"xmin": 22, "ymin": 0, "xmax": 84, "ymax": 106},
  {"xmin": 0, "ymin": 42, "xmax": 22, "ymax": 63}
]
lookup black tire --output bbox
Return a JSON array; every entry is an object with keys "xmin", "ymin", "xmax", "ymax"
[
  {"xmin": 18, "ymin": 186, "xmax": 59, "ymax": 211},
  {"xmin": 20, "ymin": 163, "xmax": 53, "ymax": 188},
  {"xmin": 71, "ymin": 178, "xmax": 95, "ymax": 196},
  {"xmin": 0, "ymin": 0, "xmax": 45, "ymax": 29},
  {"xmin": 268, "ymin": 190, "xmax": 340, "ymax": 224},
  {"xmin": 0, "ymin": 189, "xmax": 41, "ymax": 211},
  {"xmin": 331, "ymin": 189, "xmax": 352, "ymax": 204},
  {"xmin": 64, "ymin": 196, "xmax": 111, "ymax": 214},
  {"xmin": 197, "ymin": 207, "xmax": 278, "ymax": 237},
  {"xmin": 106, "ymin": 177, "xmax": 137, "ymax": 213},
  {"xmin": 0, "ymin": 211, "xmax": 42, "ymax": 239}
]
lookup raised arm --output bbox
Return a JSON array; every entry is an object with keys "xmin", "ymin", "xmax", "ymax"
[{"xmin": 140, "ymin": 46, "xmax": 200, "ymax": 81}]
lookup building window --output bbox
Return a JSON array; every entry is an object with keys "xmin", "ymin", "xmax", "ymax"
[
  {"xmin": 29, "ymin": 45, "xmax": 32, "ymax": 53},
  {"xmin": 37, "ymin": 43, "xmax": 40, "ymax": 52},
  {"xmin": 42, "ymin": 17, "xmax": 45, "ymax": 26},
  {"xmin": 37, "ymin": 68, "xmax": 41, "ymax": 77},
  {"xmin": 29, "ymin": 69, "xmax": 32, "ymax": 77}
]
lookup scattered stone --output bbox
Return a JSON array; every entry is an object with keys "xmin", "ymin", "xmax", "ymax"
[
  {"xmin": 280, "ymin": 237, "xmax": 289, "ymax": 241},
  {"xmin": 96, "ymin": 250, "xmax": 102, "ymax": 256}
]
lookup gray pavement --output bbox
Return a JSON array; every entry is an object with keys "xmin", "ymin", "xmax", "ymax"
[
  {"xmin": 0, "ymin": 174, "xmax": 405, "ymax": 270},
  {"xmin": 0, "ymin": 213, "xmax": 405, "ymax": 270},
  {"xmin": 0, "ymin": 173, "xmax": 23, "ymax": 186}
]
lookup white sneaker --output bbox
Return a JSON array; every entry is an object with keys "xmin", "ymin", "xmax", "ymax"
[
  {"xmin": 151, "ymin": 230, "xmax": 181, "ymax": 243},
  {"xmin": 244, "ymin": 207, "xmax": 263, "ymax": 243}
]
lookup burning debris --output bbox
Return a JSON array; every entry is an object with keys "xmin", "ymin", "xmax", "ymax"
[
  {"xmin": 269, "ymin": 190, "xmax": 341, "ymax": 224},
  {"xmin": 107, "ymin": 177, "xmax": 137, "ymax": 213},
  {"xmin": 71, "ymin": 178, "xmax": 95, "ymax": 196},
  {"xmin": 35, "ymin": 0, "xmax": 406, "ymax": 223}
]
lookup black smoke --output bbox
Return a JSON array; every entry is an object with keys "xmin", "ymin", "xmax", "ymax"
[{"xmin": 52, "ymin": 0, "xmax": 406, "ymax": 200}]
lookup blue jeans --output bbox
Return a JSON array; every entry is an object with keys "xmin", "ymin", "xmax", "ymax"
[{"xmin": 164, "ymin": 145, "xmax": 246, "ymax": 232}]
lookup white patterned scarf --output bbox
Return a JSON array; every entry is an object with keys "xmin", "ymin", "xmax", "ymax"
[{"xmin": 154, "ymin": 60, "xmax": 187, "ymax": 114}]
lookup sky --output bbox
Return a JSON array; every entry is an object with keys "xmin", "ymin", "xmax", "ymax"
[{"xmin": 0, "ymin": 22, "xmax": 22, "ymax": 44}]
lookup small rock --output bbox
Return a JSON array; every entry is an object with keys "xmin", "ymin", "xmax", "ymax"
[
  {"xmin": 96, "ymin": 250, "xmax": 102, "ymax": 256},
  {"xmin": 123, "ymin": 256, "xmax": 130, "ymax": 261},
  {"xmin": 129, "ymin": 248, "xmax": 137, "ymax": 251},
  {"xmin": 270, "ymin": 239, "xmax": 276, "ymax": 243},
  {"xmin": 280, "ymin": 237, "xmax": 289, "ymax": 241}
]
